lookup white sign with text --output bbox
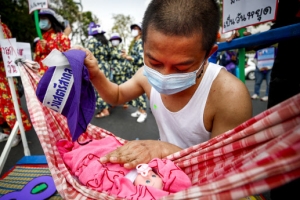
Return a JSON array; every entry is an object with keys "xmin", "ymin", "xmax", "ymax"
[
  {"xmin": 0, "ymin": 38, "xmax": 20, "ymax": 77},
  {"xmin": 17, "ymin": 42, "xmax": 32, "ymax": 60},
  {"xmin": 222, "ymin": 0, "xmax": 277, "ymax": 33},
  {"xmin": 28, "ymin": 0, "xmax": 48, "ymax": 14}
]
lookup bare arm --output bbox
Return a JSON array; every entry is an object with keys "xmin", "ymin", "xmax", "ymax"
[
  {"xmin": 73, "ymin": 46, "xmax": 146, "ymax": 105},
  {"xmin": 209, "ymin": 70, "xmax": 252, "ymax": 138}
]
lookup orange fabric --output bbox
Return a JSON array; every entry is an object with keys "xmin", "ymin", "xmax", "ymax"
[
  {"xmin": 34, "ymin": 29, "xmax": 70, "ymax": 76},
  {"xmin": 0, "ymin": 23, "xmax": 32, "ymax": 132},
  {"xmin": 217, "ymin": 32, "xmax": 221, "ymax": 39}
]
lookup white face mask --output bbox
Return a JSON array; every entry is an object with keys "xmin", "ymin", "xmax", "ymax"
[
  {"xmin": 131, "ymin": 29, "xmax": 139, "ymax": 37},
  {"xmin": 39, "ymin": 19, "xmax": 51, "ymax": 31},
  {"xmin": 111, "ymin": 40, "xmax": 120, "ymax": 46},
  {"xmin": 143, "ymin": 60, "xmax": 206, "ymax": 95}
]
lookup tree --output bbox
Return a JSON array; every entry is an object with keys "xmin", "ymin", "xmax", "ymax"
[
  {"xmin": 0, "ymin": 0, "xmax": 98, "ymax": 47},
  {"xmin": 49, "ymin": 0, "xmax": 98, "ymax": 46},
  {"xmin": 0, "ymin": 0, "xmax": 37, "ymax": 46},
  {"xmin": 111, "ymin": 14, "xmax": 134, "ymax": 50}
]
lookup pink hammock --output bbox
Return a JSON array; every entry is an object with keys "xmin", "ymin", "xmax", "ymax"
[{"xmin": 19, "ymin": 61, "xmax": 300, "ymax": 200}]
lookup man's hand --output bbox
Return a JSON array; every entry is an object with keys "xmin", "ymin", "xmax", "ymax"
[
  {"xmin": 99, "ymin": 140, "xmax": 182, "ymax": 169},
  {"xmin": 72, "ymin": 46, "xmax": 99, "ymax": 80}
]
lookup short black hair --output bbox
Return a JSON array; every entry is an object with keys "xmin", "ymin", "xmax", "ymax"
[
  {"xmin": 142, "ymin": 0, "xmax": 220, "ymax": 52},
  {"xmin": 95, "ymin": 33, "xmax": 109, "ymax": 45}
]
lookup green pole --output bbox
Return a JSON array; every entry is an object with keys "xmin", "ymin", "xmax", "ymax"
[
  {"xmin": 34, "ymin": 10, "xmax": 43, "ymax": 39},
  {"xmin": 238, "ymin": 28, "xmax": 246, "ymax": 83}
]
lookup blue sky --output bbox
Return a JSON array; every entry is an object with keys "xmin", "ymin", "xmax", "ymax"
[{"xmin": 81, "ymin": 0, "xmax": 151, "ymax": 32}]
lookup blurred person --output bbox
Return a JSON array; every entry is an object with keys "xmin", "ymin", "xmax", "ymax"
[
  {"xmin": 109, "ymin": 32, "xmax": 130, "ymax": 108},
  {"xmin": 251, "ymin": 47, "xmax": 276, "ymax": 102},
  {"xmin": 85, "ymin": 22, "xmax": 96, "ymax": 48},
  {"xmin": 208, "ymin": 31, "xmax": 241, "ymax": 66},
  {"xmin": 219, "ymin": 50, "xmax": 238, "ymax": 75},
  {"xmin": 121, "ymin": 22, "xmax": 147, "ymax": 123},
  {"xmin": 63, "ymin": 20, "xmax": 72, "ymax": 37},
  {"xmin": 32, "ymin": 37, "xmax": 40, "ymax": 60},
  {"xmin": 74, "ymin": 0, "xmax": 252, "ymax": 169},
  {"xmin": 34, "ymin": 8, "xmax": 71, "ymax": 76},
  {"xmin": 0, "ymin": 21, "xmax": 32, "ymax": 147},
  {"xmin": 87, "ymin": 23, "xmax": 111, "ymax": 118}
]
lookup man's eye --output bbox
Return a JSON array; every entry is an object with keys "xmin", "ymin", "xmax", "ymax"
[
  {"xmin": 152, "ymin": 175, "xmax": 156, "ymax": 178},
  {"xmin": 146, "ymin": 180, "xmax": 150, "ymax": 184},
  {"xmin": 149, "ymin": 63, "xmax": 163, "ymax": 68}
]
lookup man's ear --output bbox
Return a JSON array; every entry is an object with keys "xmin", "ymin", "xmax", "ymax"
[{"xmin": 207, "ymin": 44, "xmax": 218, "ymax": 58}]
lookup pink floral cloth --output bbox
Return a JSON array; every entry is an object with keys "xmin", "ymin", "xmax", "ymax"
[{"xmin": 57, "ymin": 136, "xmax": 191, "ymax": 200}]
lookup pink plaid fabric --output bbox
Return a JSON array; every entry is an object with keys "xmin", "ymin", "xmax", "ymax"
[{"xmin": 20, "ymin": 63, "xmax": 300, "ymax": 200}]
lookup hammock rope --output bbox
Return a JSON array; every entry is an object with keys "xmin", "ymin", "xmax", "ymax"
[{"xmin": 19, "ymin": 62, "xmax": 300, "ymax": 200}]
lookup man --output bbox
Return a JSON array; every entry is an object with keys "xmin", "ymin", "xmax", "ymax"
[
  {"xmin": 75, "ymin": 0, "xmax": 252, "ymax": 169},
  {"xmin": 121, "ymin": 22, "xmax": 148, "ymax": 123}
]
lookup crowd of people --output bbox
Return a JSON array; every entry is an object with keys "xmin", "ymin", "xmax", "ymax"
[
  {"xmin": 85, "ymin": 21, "xmax": 148, "ymax": 122},
  {"xmin": 0, "ymin": 8, "xmax": 149, "ymax": 148}
]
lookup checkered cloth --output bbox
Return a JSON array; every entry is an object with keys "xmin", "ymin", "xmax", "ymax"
[{"xmin": 19, "ymin": 62, "xmax": 300, "ymax": 200}]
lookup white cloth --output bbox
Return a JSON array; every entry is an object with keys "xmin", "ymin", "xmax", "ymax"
[{"xmin": 150, "ymin": 63, "xmax": 223, "ymax": 149}]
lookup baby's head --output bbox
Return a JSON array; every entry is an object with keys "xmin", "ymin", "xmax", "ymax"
[
  {"xmin": 134, "ymin": 164, "xmax": 163, "ymax": 189},
  {"xmin": 125, "ymin": 159, "xmax": 192, "ymax": 193}
]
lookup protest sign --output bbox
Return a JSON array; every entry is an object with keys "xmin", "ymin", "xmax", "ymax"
[
  {"xmin": 222, "ymin": 0, "xmax": 277, "ymax": 33},
  {"xmin": 257, "ymin": 47, "xmax": 275, "ymax": 70},
  {"xmin": 17, "ymin": 42, "xmax": 32, "ymax": 60},
  {"xmin": 0, "ymin": 38, "xmax": 20, "ymax": 77},
  {"xmin": 28, "ymin": 0, "xmax": 48, "ymax": 14}
]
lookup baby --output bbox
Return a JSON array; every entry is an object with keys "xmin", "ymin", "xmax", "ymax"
[{"xmin": 57, "ymin": 136, "xmax": 192, "ymax": 199}]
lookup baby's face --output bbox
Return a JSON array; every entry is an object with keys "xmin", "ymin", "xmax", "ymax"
[{"xmin": 134, "ymin": 170, "xmax": 163, "ymax": 189}]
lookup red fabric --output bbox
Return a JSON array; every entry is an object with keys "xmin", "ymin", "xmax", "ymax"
[
  {"xmin": 20, "ymin": 62, "xmax": 300, "ymax": 200},
  {"xmin": 34, "ymin": 29, "xmax": 70, "ymax": 76},
  {"xmin": 0, "ymin": 23, "xmax": 32, "ymax": 132}
]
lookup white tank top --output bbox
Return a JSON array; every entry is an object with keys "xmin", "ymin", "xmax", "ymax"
[{"xmin": 150, "ymin": 63, "xmax": 223, "ymax": 149}]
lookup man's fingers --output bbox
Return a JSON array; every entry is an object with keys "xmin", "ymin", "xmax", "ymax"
[
  {"xmin": 99, "ymin": 156, "xmax": 108, "ymax": 163},
  {"xmin": 123, "ymin": 159, "xmax": 141, "ymax": 169}
]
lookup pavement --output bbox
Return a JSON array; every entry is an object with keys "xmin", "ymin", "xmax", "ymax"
[{"xmin": 0, "ymin": 79, "xmax": 269, "ymax": 176}]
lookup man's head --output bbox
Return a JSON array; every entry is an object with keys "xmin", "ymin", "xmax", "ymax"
[
  {"xmin": 142, "ymin": 0, "xmax": 220, "ymax": 52},
  {"xmin": 141, "ymin": 0, "xmax": 220, "ymax": 95}
]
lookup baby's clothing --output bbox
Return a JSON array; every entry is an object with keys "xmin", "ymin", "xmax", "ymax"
[{"xmin": 57, "ymin": 136, "xmax": 191, "ymax": 200}]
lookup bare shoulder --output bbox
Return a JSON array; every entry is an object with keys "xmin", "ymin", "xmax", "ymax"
[
  {"xmin": 212, "ymin": 69, "xmax": 250, "ymax": 100},
  {"xmin": 208, "ymin": 68, "xmax": 252, "ymax": 137}
]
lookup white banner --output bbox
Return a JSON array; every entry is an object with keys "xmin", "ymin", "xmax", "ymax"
[
  {"xmin": 222, "ymin": 0, "xmax": 277, "ymax": 33},
  {"xmin": 28, "ymin": 0, "xmax": 48, "ymax": 14},
  {"xmin": 0, "ymin": 38, "xmax": 20, "ymax": 77},
  {"xmin": 17, "ymin": 42, "xmax": 32, "ymax": 60}
]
